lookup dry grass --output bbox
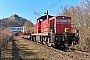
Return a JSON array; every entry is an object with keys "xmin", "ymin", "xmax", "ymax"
[
  {"xmin": 15, "ymin": 37, "xmax": 48, "ymax": 60},
  {"xmin": 1, "ymin": 36, "xmax": 49, "ymax": 60},
  {"xmin": 1, "ymin": 40, "xmax": 12, "ymax": 60}
]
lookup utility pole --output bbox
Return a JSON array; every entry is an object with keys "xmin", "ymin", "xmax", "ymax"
[
  {"xmin": 46, "ymin": 10, "xmax": 49, "ymax": 24},
  {"xmin": 46, "ymin": 10, "xmax": 48, "ymax": 19}
]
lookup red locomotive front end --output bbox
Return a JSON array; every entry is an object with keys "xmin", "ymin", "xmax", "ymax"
[
  {"xmin": 34, "ymin": 15, "xmax": 72, "ymax": 34},
  {"xmin": 49, "ymin": 16, "xmax": 72, "ymax": 34}
]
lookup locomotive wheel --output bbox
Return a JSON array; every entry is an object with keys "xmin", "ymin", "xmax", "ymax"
[
  {"xmin": 43, "ymin": 40, "xmax": 46, "ymax": 45},
  {"xmin": 47, "ymin": 43, "xmax": 52, "ymax": 47},
  {"xmin": 40, "ymin": 36, "xmax": 43, "ymax": 44},
  {"xmin": 63, "ymin": 45, "xmax": 70, "ymax": 52},
  {"xmin": 55, "ymin": 43, "xmax": 58, "ymax": 48},
  {"xmin": 32, "ymin": 36, "xmax": 36, "ymax": 42}
]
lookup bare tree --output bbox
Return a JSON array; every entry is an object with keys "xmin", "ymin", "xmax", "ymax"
[
  {"xmin": 24, "ymin": 21, "xmax": 34, "ymax": 33},
  {"xmin": 58, "ymin": 0, "xmax": 90, "ymax": 51}
]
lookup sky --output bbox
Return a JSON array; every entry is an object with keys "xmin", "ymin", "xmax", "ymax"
[{"xmin": 0, "ymin": 0, "xmax": 81, "ymax": 24}]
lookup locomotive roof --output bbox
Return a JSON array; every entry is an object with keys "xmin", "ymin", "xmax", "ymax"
[{"xmin": 37, "ymin": 15, "xmax": 53, "ymax": 20}]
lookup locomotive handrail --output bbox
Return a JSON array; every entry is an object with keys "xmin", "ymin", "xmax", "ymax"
[{"xmin": 37, "ymin": 26, "xmax": 72, "ymax": 33}]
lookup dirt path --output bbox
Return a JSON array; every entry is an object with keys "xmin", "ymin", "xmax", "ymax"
[{"xmin": 1, "ymin": 36, "xmax": 48, "ymax": 60}]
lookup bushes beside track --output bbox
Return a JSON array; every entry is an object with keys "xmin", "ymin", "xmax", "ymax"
[{"xmin": 0, "ymin": 28, "xmax": 13, "ymax": 46}]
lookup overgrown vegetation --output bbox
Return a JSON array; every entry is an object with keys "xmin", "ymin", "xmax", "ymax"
[
  {"xmin": 59, "ymin": 0, "xmax": 90, "ymax": 51},
  {"xmin": 1, "ymin": 36, "xmax": 48, "ymax": 60},
  {"xmin": 24, "ymin": 21, "xmax": 34, "ymax": 33},
  {"xmin": 0, "ymin": 28, "xmax": 12, "ymax": 46},
  {"xmin": 0, "ymin": 28, "xmax": 12, "ymax": 39}
]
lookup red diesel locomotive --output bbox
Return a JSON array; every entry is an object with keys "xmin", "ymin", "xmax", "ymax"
[
  {"xmin": 22, "ymin": 11, "xmax": 79, "ymax": 49},
  {"xmin": 30, "ymin": 11, "xmax": 79, "ymax": 49}
]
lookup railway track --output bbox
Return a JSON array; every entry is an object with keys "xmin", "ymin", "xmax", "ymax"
[{"xmin": 26, "ymin": 38, "xmax": 90, "ymax": 60}]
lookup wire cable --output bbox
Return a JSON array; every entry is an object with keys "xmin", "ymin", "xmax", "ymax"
[
  {"xmin": 37, "ymin": 0, "xmax": 54, "ymax": 11},
  {"xmin": 34, "ymin": 0, "xmax": 55, "ymax": 17},
  {"xmin": 48, "ymin": 0, "xmax": 62, "ymax": 10}
]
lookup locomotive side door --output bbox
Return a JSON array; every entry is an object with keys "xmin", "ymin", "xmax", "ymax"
[
  {"xmin": 49, "ymin": 19, "xmax": 55, "ymax": 43},
  {"xmin": 50, "ymin": 19, "xmax": 54, "ymax": 32}
]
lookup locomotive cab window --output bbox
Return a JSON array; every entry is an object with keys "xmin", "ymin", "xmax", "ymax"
[
  {"xmin": 56, "ymin": 19, "xmax": 71, "ymax": 23},
  {"xmin": 67, "ymin": 20, "xmax": 71, "ymax": 22},
  {"xmin": 56, "ymin": 19, "xmax": 59, "ymax": 22}
]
